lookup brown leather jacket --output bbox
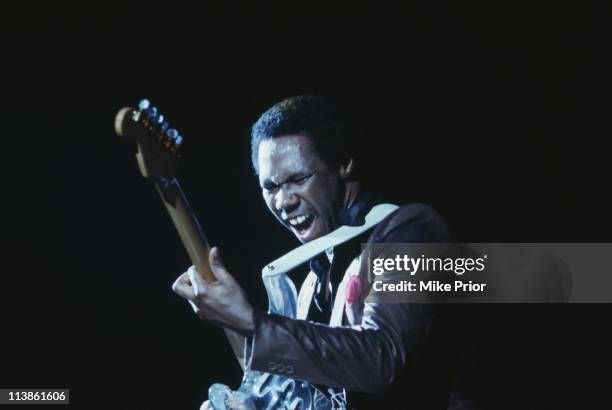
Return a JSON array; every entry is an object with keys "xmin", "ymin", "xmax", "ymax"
[{"xmin": 246, "ymin": 202, "xmax": 480, "ymax": 409}]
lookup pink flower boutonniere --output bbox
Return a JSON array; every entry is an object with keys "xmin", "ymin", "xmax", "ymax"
[{"xmin": 345, "ymin": 275, "xmax": 363, "ymax": 305}]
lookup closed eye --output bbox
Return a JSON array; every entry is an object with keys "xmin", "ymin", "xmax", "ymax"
[
  {"xmin": 293, "ymin": 172, "xmax": 315, "ymax": 185},
  {"xmin": 261, "ymin": 171, "xmax": 315, "ymax": 193}
]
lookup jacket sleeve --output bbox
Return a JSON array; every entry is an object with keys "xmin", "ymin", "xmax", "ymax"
[{"xmin": 245, "ymin": 204, "xmax": 450, "ymax": 394}]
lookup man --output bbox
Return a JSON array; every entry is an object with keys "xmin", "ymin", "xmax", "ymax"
[{"xmin": 172, "ymin": 95, "xmax": 480, "ymax": 409}]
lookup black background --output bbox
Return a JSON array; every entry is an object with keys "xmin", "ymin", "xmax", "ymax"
[{"xmin": 1, "ymin": 1, "xmax": 610, "ymax": 409}]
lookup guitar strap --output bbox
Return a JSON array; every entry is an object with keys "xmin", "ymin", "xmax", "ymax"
[
  {"xmin": 262, "ymin": 203, "xmax": 399, "ymax": 278},
  {"xmin": 261, "ymin": 203, "xmax": 398, "ymax": 319}
]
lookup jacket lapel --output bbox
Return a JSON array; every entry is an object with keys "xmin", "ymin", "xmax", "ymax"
[
  {"xmin": 330, "ymin": 271, "xmax": 349, "ymax": 326},
  {"xmin": 297, "ymin": 272, "xmax": 317, "ymax": 320}
]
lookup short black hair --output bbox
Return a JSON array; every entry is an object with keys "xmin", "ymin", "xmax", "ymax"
[{"xmin": 250, "ymin": 95, "xmax": 361, "ymax": 174}]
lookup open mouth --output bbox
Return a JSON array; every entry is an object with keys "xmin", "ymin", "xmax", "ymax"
[{"xmin": 286, "ymin": 213, "xmax": 315, "ymax": 236}]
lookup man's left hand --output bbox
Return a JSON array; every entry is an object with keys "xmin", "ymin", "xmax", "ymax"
[{"xmin": 172, "ymin": 247, "xmax": 255, "ymax": 336}]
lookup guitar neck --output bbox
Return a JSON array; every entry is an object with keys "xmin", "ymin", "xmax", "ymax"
[
  {"xmin": 154, "ymin": 176, "xmax": 246, "ymax": 369},
  {"xmin": 115, "ymin": 102, "xmax": 245, "ymax": 368},
  {"xmin": 155, "ymin": 177, "xmax": 216, "ymax": 282}
]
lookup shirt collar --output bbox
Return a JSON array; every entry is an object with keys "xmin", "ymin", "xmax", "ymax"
[{"xmin": 338, "ymin": 191, "xmax": 383, "ymax": 227}]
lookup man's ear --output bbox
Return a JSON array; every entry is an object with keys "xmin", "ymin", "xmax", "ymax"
[{"xmin": 339, "ymin": 158, "xmax": 355, "ymax": 180}]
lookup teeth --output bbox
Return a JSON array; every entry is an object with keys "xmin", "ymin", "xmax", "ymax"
[{"xmin": 288, "ymin": 214, "xmax": 310, "ymax": 227}]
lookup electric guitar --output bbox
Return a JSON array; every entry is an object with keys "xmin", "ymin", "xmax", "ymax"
[{"xmin": 114, "ymin": 100, "xmax": 338, "ymax": 410}]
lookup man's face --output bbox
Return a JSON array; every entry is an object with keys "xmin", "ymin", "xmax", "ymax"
[{"xmin": 258, "ymin": 135, "xmax": 344, "ymax": 243}]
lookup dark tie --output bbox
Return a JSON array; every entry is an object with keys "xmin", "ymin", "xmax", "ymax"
[{"xmin": 310, "ymin": 253, "xmax": 333, "ymax": 323}]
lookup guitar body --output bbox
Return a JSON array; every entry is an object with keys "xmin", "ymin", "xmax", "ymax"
[
  {"xmin": 210, "ymin": 371, "xmax": 330, "ymax": 410},
  {"xmin": 115, "ymin": 100, "xmax": 340, "ymax": 410}
]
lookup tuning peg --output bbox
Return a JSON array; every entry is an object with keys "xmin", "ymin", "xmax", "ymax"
[
  {"xmin": 150, "ymin": 114, "xmax": 164, "ymax": 136},
  {"xmin": 130, "ymin": 99, "xmax": 150, "ymax": 122},
  {"xmin": 149, "ymin": 111, "xmax": 164, "ymax": 132},
  {"xmin": 172, "ymin": 135, "xmax": 183, "ymax": 156},
  {"xmin": 166, "ymin": 133, "xmax": 183, "ymax": 156},
  {"xmin": 142, "ymin": 106, "xmax": 158, "ymax": 128},
  {"xmin": 166, "ymin": 128, "xmax": 178, "ymax": 139},
  {"xmin": 167, "ymin": 132, "xmax": 181, "ymax": 148},
  {"xmin": 164, "ymin": 128, "xmax": 180, "ymax": 150},
  {"xmin": 138, "ymin": 99, "xmax": 150, "ymax": 111},
  {"xmin": 158, "ymin": 121, "xmax": 169, "ymax": 141},
  {"xmin": 147, "ymin": 106, "xmax": 158, "ymax": 119},
  {"xmin": 164, "ymin": 128, "xmax": 178, "ymax": 146}
]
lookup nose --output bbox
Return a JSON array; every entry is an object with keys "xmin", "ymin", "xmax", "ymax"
[{"xmin": 274, "ymin": 186, "xmax": 299, "ymax": 214}]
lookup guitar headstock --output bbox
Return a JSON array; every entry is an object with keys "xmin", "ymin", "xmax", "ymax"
[{"xmin": 114, "ymin": 99, "xmax": 183, "ymax": 178}]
